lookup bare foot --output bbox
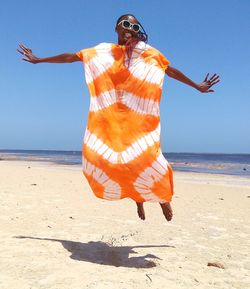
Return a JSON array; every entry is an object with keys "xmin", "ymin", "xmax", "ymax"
[
  {"xmin": 136, "ymin": 202, "xmax": 145, "ymax": 220},
  {"xmin": 160, "ymin": 202, "xmax": 173, "ymax": 221}
]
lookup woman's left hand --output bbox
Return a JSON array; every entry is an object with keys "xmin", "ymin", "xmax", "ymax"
[{"xmin": 197, "ymin": 73, "xmax": 220, "ymax": 93}]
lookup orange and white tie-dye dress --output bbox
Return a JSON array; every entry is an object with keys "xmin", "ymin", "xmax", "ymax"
[{"xmin": 76, "ymin": 41, "xmax": 174, "ymax": 203}]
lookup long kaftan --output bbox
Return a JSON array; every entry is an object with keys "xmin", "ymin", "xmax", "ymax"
[{"xmin": 76, "ymin": 41, "xmax": 174, "ymax": 203}]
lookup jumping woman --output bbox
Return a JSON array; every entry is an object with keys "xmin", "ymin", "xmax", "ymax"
[{"xmin": 17, "ymin": 14, "xmax": 220, "ymax": 221}]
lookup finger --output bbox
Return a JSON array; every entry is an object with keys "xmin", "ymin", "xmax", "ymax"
[
  {"xmin": 20, "ymin": 45, "xmax": 31, "ymax": 54},
  {"xmin": 18, "ymin": 45, "xmax": 25, "ymax": 52},
  {"xmin": 18, "ymin": 50, "xmax": 30, "ymax": 59},
  {"xmin": 22, "ymin": 58, "xmax": 31, "ymax": 62},
  {"xmin": 210, "ymin": 74, "xmax": 219, "ymax": 81},
  {"xmin": 17, "ymin": 48, "xmax": 25, "ymax": 55},
  {"xmin": 20, "ymin": 44, "xmax": 32, "ymax": 53},
  {"xmin": 210, "ymin": 75, "xmax": 220, "ymax": 82},
  {"xmin": 204, "ymin": 73, "xmax": 209, "ymax": 81},
  {"xmin": 20, "ymin": 43, "xmax": 30, "ymax": 50},
  {"xmin": 208, "ymin": 76, "xmax": 220, "ymax": 86},
  {"xmin": 209, "ymin": 73, "xmax": 217, "ymax": 81},
  {"xmin": 19, "ymin": 44, "xmax": 29, "ymax": 54},
  {"xmin": 20, "ymin": 43, "xmax": 28, "ymax": 50},
  {"xmin": 210, "ymin": 78, "xmax": 220, "ymax": 84},
  {"xmin": 210, "ymin": 79, "xmax": 220, "ymax": 86},
  {"xmin": 17, "ymin": 49, "xmax": 29, "ymax": 58}
]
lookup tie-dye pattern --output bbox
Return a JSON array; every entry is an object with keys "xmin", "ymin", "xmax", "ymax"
[{"xmin": 76, "ymin": 42, "xmax": 174, "ymax": 203}]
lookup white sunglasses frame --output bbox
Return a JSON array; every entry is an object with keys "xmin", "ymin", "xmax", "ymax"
[{"xmin": 117, "ymin": 20, "xmax": 140, "ymax": 33}]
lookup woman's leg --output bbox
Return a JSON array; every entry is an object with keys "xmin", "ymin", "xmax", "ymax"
[
  {"xmin": 136, "ymin": 202, "xmax": 145, "ymax": 220},
  {"xmin": 136, "ymin": 201, "xmax": 173, "ymax": 221},
  {"xmin": 159, "ymin": 202, "xmax": 173, "ymax": 221}
]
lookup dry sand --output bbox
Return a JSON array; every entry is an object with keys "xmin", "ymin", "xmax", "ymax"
[{"xmin": 0, "ymin": 160, "xmax": 250, "ymax": 289}]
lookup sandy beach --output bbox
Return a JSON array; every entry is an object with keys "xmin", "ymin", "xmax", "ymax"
[{"xmin": 0, "ymin": 160, "xmax": 249, "ymax": 289}]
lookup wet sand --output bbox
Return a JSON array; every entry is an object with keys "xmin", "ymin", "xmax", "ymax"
[{"xmin": 0, "ymin": 160, "xmax": 249, "ymax": 289}]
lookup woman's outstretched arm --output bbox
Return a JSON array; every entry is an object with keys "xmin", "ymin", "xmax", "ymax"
[
  {"xmin": 17, "ymin": 44, "xmax": 80, "ymax": 64},
  {"xmin": 165, "ymin": 66, "xmax": 220, "ymax": 93}
]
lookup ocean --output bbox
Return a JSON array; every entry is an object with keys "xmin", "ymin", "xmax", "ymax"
[{"xmin": 0, "ymin": 149, "xmax": 249, "ymax": 177}]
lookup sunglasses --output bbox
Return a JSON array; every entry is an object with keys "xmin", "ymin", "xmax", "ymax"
[{"xmin": 117, "ymin": 20, "xmax": 140, "ymax": 33}]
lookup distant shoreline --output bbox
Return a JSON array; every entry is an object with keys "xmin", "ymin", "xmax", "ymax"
[
  {"xmin": 1, "ymin": 149, "xmax": 250, "ymax": 155},
  {"xmin": 1, "ymin": 149, "xmax": 249, "ymax": 177}
]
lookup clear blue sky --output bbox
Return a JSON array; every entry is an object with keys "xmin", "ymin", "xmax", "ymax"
[{"xmin": 1, "ymin": 0, "xmax": 249, "ymax": 153}]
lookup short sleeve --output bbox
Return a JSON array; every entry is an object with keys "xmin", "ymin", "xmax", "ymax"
[
  {"xmin": 142, "ymin": 45, "xmax": 170, "ymax": 71},
  {"xmin": 158, "ymin": 52, "xmax": 170, "ymax": 71},
  {"xmin": 76, "ymin": 47, "xmax": 97, "ymax": 63},
  {"xmin": 75, "ymin": 48, "xmax": 89, "ymax": 63}
]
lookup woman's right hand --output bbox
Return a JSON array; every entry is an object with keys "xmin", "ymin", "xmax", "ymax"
[{"xmin": 17, "ymin": 44, "xmax": 40, "ymax": 64}]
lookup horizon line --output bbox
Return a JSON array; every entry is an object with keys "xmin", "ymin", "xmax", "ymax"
[{"xmin": 0, "ymin": 148, "xmax": 250, "ymax": 155}]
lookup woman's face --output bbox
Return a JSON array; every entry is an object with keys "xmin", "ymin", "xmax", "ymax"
[{"xmin": 116, "ymin": 15, "xmax": 139, "ymax": 45}]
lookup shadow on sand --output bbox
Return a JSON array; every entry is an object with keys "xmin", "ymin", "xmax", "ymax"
[{"xmin": 15, "ymin": 236, "xmax": 175, "ymax": 268}]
